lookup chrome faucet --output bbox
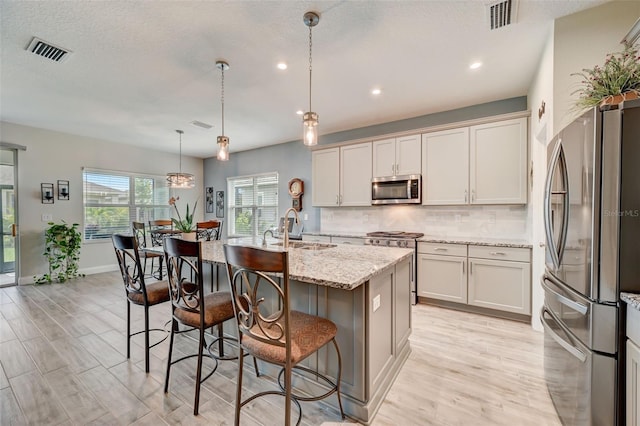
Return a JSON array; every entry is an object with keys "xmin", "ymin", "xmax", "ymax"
[
  {"xmin": 262, "ymin": 228, "xmax": 274, "ymax": 247},
  {"xmin": 282, "ymin": 208, "xmax": 301, "ymax": 249}
]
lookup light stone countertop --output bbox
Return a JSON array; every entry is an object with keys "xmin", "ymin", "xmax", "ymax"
[
  {"xmin": 200, "ymin": 238, "xmax": 413, "ymax": 291},
  {"xmin": 622, "ymin": 292, "xmax": 640, "ymax": 311},
  {"xmin": 303, "ymin": 231, "xmax": 532, "ymax": 248},
  {"xmin": 417, "ymin": 235, "xmax": 532, "ymax": 248}
]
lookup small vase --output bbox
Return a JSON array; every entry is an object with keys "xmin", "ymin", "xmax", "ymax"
[
  {"xmin": 600, "ymin": 91, "xmax": 640, "ymax": 109},
  {"xmin": 181, "ymin": 232, "xmax": 197, "ymax": 241}
]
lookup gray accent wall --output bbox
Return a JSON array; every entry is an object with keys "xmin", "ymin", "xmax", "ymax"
[{"xmin": 203, "ymin": 96, "xmax": 527, "ymax": 233}]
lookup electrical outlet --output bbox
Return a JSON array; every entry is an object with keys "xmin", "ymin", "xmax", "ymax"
[
  {"xmin": 488, "ymin": 213, "xmax": 496, "ymax": 224},
  {"xmin": 373, "ymin": 294, "xmax": 381, "ymax": 312},
  {"xmin": 455, "ymin": 214, "xmax": 461, "ymax": 222},
  {"xmin": 363, "ymin": 214, "xmax": 369, "ymax": 223},
  {"xmin": 303, "ymin": 213, "xmax": 309, "ymax": 221},
  {"xmin": 42, "ymin": 213, "xmax": 53, "ymax": 222}
]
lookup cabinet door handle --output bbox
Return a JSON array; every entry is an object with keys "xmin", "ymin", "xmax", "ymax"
[
  {"xmin": 471, "ymin": 189, "xmax": 475, "ymax": 202},
  {"xmin": 434, "ymin": 247, "xmax": 448, "ymax": 252},
  {"xmin": 489, "ymin": 251, "xmax": 507, "ymax": 256},
  {"xmin": 336, "ymin": 195, "xmax": 339, "ymax": 205},
  {"xmin": 339, "ymin": 194, "xmax": 343, "ymax": 204},
  {"xmin": 464, "ymin": 190, "xmax": 468, "ymax": 203},
  {"xmin": 469, "ymin": 261, "xmax": 473, "ymax": 275}
]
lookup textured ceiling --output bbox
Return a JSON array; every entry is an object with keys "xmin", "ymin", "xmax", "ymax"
[{"xmin": 0, "ymin": 1, "xmax": 608, "ymax": 158}]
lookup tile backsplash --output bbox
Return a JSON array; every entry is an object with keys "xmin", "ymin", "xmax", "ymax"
[{"xmin": 320, "ymin": 204, "xmax": 531, "ymax": 240}]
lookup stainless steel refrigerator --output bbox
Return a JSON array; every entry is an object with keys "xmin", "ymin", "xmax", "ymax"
[{"xmin": 542, "ymin": 98, "xmax": 640, "ymax": 425}]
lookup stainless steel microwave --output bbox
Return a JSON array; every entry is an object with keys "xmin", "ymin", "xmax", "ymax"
[{"xmin": 371, "ymin": 174, "xmax": 421, "ymax": 205}]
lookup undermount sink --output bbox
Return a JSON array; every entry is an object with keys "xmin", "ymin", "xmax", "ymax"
[{"xmin": 270, "ymin": 241, "xmax": 337, "ymax": 250}]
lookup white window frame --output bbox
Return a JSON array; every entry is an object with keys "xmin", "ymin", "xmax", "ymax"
[
  {"xmin": 227, "ymin": 172, "xmax": 278, "ymax": 237},
  {"xmin": 82, "ymin": 168, "xmax": 170, "ymax": 242}
]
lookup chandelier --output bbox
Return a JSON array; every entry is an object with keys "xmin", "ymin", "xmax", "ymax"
[{"xmin": 166, "ymin": 129, "xmax": 195, "ymax": 188}]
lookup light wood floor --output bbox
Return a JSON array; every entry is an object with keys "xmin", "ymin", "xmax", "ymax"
[{"xmin": 0, "ymin": 271, "xmax": 560, "ymax": 425}]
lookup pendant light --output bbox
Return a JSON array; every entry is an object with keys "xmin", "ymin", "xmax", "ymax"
[
  {"xmin": 303, "ymin": 11, "xmax": 320, "ymax": 146},
  {"xmin": 166, "ymin": 129, "xmax": 195, "ymax": 188},
  {"xmin": 216, "ymin": 60, "xmax": 230, "ymax": 161}
]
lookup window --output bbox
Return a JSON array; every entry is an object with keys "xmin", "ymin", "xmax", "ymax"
[
  {"xmin": 227, "ymin": 172, "xmax": 278, "ymax": 237},
  {"xmin": 83, "ymin": 169, "xmax": 170, "ymax": 240}
]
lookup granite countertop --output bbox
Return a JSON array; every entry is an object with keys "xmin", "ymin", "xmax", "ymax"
[
  {"xmin": 302, "ymin": 231, "xmax": 369, "ymax": 238},
  {"xmin": 201, "ymin": 238, "xmax": 413, "ymax": 291},
  {"xmin": 622, "ymin": 292, "xmax": 640, "ymax": 311},
  {"xmin": 417, "ymin": 235, "xmax": 532, "ymax": 248},
  {"xmin": 303, "ymin": 231, "xmax": 532, "ymax": 248}
]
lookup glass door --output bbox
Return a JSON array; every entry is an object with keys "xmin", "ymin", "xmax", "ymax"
[{"xmin": 0, "ymin": 148, "xmax": 17, "ymax": 286}]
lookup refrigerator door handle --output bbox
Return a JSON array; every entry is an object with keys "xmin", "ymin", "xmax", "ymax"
[
  {"xmin": 540, "ymin": 307, "xmax": 587, "ymax": 363},
  {"xmin": 556, "ymin": 146, "xmax": 570, "ymax": 265},
  {"xmin": 544, "ymin": 140, "xmax": 562, "ymax": 270},
  {"xmin": 541, "ymin": 274, "xmax": 589, "ymax": 316}
]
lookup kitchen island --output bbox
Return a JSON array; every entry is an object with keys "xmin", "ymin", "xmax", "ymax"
[{"xmin": 200, "ymin": 239, "xmax": 414, "ymax": 424}]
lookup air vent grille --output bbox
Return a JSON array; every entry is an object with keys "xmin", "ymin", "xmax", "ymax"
[
  {"xmin": 191, "ymin": 120, "xmax": 213, "ymax": 129},
  {"xmin": 26, "ymin": 37, "xmax": 71, "ymax": 62},
  {"xmin": 487, "ymin": 0, "xmax": 517, "ymax": 30}
]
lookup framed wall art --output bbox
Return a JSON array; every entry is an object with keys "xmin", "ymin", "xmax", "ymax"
[
  {"xmin": 215, "ymin": 191, "xmax": 224, "ymax": 218},
  {"xmin": 205, "ymin": 187, "xmax": 214, "ymax": 213}
]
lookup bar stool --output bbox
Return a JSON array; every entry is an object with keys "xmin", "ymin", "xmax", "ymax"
[
  {"xmin": 112, "ymin": 234, "xmax": 170, "ymax": 373},
  {"xmin": 163, "ymin": 237, "xmax": 236, "ymax": 416},
  {"xmin": 223, "ymin": 244, "xmax": 346, "ymax": 426}
]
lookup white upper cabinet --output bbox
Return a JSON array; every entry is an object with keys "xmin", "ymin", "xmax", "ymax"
[
  {"xmin": 312, "ymin": 143, "xmax": 372, "ymax": 207},
  {"xmin": 312, "ymin": 148, "xmax": 340, "ymax": 206},
  {"xmin": 373, "ymin": 134, "xmax": 421, "ymax": 177},
  {"xmin": 422, "ymin": 117, "xmax": 528, "ymax": 205},
  {"xmin": 469, "ymin": 117, "xmax": 528, "ymax": 204},
  {"xmin": 340, "ymin": 143, "xmax": 373, "ymax": 206},
  {"xmin": 422, "ymin": 128, "xmax": 469, "ymax": 205}
]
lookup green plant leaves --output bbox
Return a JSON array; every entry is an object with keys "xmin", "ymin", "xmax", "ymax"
[{"xmin": 33, "ymin": 220, "xmax": 84, "ymax": 284}]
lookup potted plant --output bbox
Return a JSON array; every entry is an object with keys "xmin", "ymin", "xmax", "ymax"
[
  {"xmin": 34, "ymin": 221, "xmax": 83, "ymax": 284},
  {"xmin": 572, "ymin": 41, "xmax": 640, "ymax": 110},
  {"xmin": 169, "ymin": 196, "xmax": 198, "ymax": 239}
]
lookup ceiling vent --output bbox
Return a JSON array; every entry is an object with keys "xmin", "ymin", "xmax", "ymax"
[
  {"xmin": 26, "ymin": 37, "xmax": 72, "ymax": 62},
  {"xmin": 190, "ymin": 120, "xmax": 213, "ymax": 129},
  {"xmin": 487, "ymin": 0, "xmax": 518, "ymax": 30}
]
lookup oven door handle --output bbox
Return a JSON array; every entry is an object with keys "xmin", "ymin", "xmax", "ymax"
[
  {"xmin": 541, "ymin": 274, "xmax": 589, "ymax": 316},
  {"xmin": 540, "ymin": 307, "xmax": 587, "ymax": 363}
]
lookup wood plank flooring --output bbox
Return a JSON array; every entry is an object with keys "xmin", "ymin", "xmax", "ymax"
[{"xmin": 0, "ymin": 271, "xmax": 560, "ymax": 425}]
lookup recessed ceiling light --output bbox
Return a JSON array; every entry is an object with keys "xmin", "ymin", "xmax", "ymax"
[
  {"xmin": 371, "ymin": 88, "xmax": 382, "ymax": 95},
  {"xmin": 470, "ymin": 62, "xmax": 482, "ymax": 70},
  {"xmin": 277, "ymin": 62, "xmax": 288, "ymax": 70},
  {"xmin": 296, "ymin": 110, "xmax": 303, "ymax": 115}
]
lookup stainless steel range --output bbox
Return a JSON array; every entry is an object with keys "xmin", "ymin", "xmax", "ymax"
[{"xmin": 366, "ymin": 231, "xmax": 424, "ymax": 304}]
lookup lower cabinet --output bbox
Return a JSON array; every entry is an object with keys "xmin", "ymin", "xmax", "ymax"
[
  {"xmin": 627, "ymin": 306, "xmax": 640, "ymax": 426},
  {"xmin": 628, "ymin": 338, "xmax": 640, "ymax": 426},
  {"xmin": 417, "ymin": 243, "xmax": 467, "ymax": 303},
  {"xmin": 417, "ymin": 242, "xmax": 531, "ymax": 316}
]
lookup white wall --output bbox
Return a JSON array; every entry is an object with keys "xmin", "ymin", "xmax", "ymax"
[
  {"xmin": 527, "ymin": 26, "xmax": 555, "ymax": 332},
  {"xmin": 0, "ymin": 122, "xmax": 203, "ymax": 284},
  {"xmin": 553, "ymin": 0, "xmax": 640, "ymax": 134}
]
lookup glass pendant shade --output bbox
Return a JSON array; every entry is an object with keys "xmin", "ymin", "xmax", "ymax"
[
  {"xmin": 217, "ymin": 135, "xmax": 229, "ymax": 161},
  {"xmin": 167, "ymin": 129, "xmax": 195, "ymax": 188},
  {"xmin": 303, "ymin": 112, "xmax": 319, "ymax": 146}
]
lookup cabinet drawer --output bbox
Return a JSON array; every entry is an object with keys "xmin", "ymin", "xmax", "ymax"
[
  {"xmin": 468, "ymin": 245, "xmax": 530, "ymax": 262},
  {"xmin": 332, "ymin": 236, "xmax": 365, "ymax": 245},
  {"xmin": 418, "ymin": 242, "xmax": 467, "ymax": 257}
]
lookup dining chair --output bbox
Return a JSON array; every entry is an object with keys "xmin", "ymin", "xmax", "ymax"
[
  {"xmin": 112, "ymin": 234, "xmax": 170, "ymax": 373},
  {"xmin": 223, "ymin": 244, "xmax": 345, "ymax": 426},
  {"xmin": 195, "ymin": 220, "xmax": 222, "ymax": 241},
  {"xmin": 196, "ymin": 220, "xmax": 223, "ymax": 291},
  {"xmin": 132, "ymin": 221, "xmax": 164, "ymax": 280},
  {"xmin": 163, "ymin": 237, "xmax": 236, "ymax": 416},
  {"xmin": 149, "ymin": 219, "xmax": 173, "ymax": 247}
]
